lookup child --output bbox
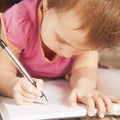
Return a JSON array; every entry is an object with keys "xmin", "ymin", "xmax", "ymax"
[{"xmin": 0, "ymin": 0, "xmax": 120, "ymax": 118}]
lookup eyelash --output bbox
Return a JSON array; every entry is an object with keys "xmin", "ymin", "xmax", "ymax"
[
  {"xmin": 56, "ymin": 34, "xmax": 66, "ymax": 44},
  {"xmin": 56, "ymin": 34, "xmax": 73, "ymax": 48},
  {"xmin": 59, "ymin": 38, "xmax": 66, "ymax": 44}
]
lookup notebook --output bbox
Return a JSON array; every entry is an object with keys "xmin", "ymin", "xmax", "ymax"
[{"xmin": 0, "ymin": 69, "xmax": 120, "ymax": 120}]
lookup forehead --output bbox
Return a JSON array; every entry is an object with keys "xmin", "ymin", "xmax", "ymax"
[
  {"xmin": 56, "ymin": 7, "xmax": 83, "ymax": 30},
  {"xmin": 45, "ymin": 7, "xmax": 96, "ymax": 51},
  {"xmin": 55, "ymin": 9, "xmax": 90, "ymax": 46}
]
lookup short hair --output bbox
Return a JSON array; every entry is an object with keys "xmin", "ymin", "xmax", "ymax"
[{"xmin": 48, "ymin": 0, "xmax": 120, "ymax": 49}]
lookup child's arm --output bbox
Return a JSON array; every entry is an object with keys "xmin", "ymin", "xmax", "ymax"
[
  {"xmin": 70, "ymin": 50, "xmax": 98, "ymax": 89},
  {"xmin": 69, "ymin": 50, "xmax": 120, "ymax": 118},
  {"xmin": 0, "ymin": 40, "xmax": 20, "ymax": 96},
  {"xmin": 0, "ymin": 40, "xmax": 43, "ymax": 105}
]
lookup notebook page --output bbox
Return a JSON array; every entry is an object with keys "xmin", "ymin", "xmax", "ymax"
[
  {"xmin": 0, "ymin": 80, "xmax": 91, "ymax": 120},
  {"xmin": 0, "ymin": 69, "xmax": 120, "ymax": 120}
]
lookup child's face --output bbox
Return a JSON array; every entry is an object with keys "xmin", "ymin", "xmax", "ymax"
[{"xmin": 41, "ymin": 9, "xmax": 95, "ymax": 58}]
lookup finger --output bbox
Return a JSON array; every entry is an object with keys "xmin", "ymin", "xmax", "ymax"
[
  {"xmin": 14, "ymin": 93, "xmax": 34, "ymax": 105},
  {"xmin": 20, "ymin": 88, "xmax": 36, "ymax": 99},
  {"xmin": 13, "ymin": 78, "xmax": 22, "ymax": 95},
  {"xmin": 101, "ymin": 95, "xmax": 112, "ymax": 112},
  {"xmin": 94, "ymin": 96, "xmax": 106, "ymax": 118},
  {"xmin": 109, "ymin": 96, "xmax": 120, "ymax": 104},
  {"xmin": 79, "ymin": 97, "xmax": 95, "ymax": 117},
  {"xmin": 22, "ymin": 96, "xmax": 34, "ymax": 103},
  {"xmin": 86, "ymin": 98, "xmax": 95, "ymax": 117},
  {"xmin": 68, "ymin": 89, "xmax": 77, "ymax": 107},
  {"xmin": 21, "ymin": 78, "xmax": 42, "ymax": 96},
  {"xmin": 34, "ymin": 79, "xmax": 44, "ymax": 91},
  {"xmin": 14, "ymin": 81, "xmax": 37, "ymax": 99}
]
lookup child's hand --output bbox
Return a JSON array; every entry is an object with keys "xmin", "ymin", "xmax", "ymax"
[
  {"xmin": 13, "ymin": 77, "xmax": 44, "ymax": 105},
  {"xmin": 68, "ymin": 87, "xmax": 120, "ymax": 118}
]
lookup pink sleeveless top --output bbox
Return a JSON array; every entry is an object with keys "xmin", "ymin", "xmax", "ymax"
[{"xmin": 2, "ymin": 0, "xmax": 74, "ymax": 78}]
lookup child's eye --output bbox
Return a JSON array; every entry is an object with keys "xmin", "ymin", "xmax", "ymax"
[
  {"xmin": 56, "ymin": 33, "xmax": 73, "ymax": 47},
  {"xmin": 56, "ymin": 34, "xmax": 67, "ymax": 44},
  {"xmin": 59, "ymin": 38, "xmax": 66, "ymax": 44}
]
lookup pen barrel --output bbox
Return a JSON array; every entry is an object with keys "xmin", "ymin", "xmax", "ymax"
[
  {"xmin": 0, "ymin": 39, "xmax": 48, "ymax": 102},
  {"xmin": 4, "ymin": 47, "xmax": 34, "ymax": 85}
]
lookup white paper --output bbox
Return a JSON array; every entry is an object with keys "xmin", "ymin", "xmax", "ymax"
[
  {"xmin": 0, "ymin": 69, "xmax": 120, "ymax": 120},
  {"xmin": 0, "ymin": 80, "xmax": 90, "ymax": 120}
]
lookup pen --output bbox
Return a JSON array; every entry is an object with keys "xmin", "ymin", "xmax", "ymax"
[{"xmin": 0, "ymin": 39, "xmax": 48, "ymax": 103}]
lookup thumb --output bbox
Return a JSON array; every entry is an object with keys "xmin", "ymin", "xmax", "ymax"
[
  {"xmin": 68, "ymin": 89, "xmax": 77, "ymax": 107},
  {"xmin": 33, "ymin": 78, "xmax": 44, "ymax": 91}
]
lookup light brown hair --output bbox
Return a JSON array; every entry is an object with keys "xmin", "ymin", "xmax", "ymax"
[{"xmin": 47, "ymin": 0, "xmax": 120, "ymax": 49}]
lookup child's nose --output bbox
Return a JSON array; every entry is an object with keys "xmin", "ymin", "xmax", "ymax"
[{"xmin": 62, "ymin": 51, "xmax": 73, "ymax": 58}]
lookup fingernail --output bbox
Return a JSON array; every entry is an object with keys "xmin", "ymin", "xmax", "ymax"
[
  {"xmin": 88, "ymin": 111, "xmax": 94, "ymax": 117},
  {"xmin": 99, "ymin": 113, "xmax": 104, "ymax": 118},
  {"xmin": 108, "ymin": 107, "xmax": 112, "ymax": 113},
  {"xmin": 108, "ymin": 109, "xmax": 112, "ymax": 113}
]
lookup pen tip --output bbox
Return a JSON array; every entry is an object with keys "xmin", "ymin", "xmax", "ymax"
[
  {"xmin": 40, "ymin": 91, "xmax": 48, "ymax": 103},
  {"xmin": 34, "ymin": 96, "xmax": 48, "ymax": 104}
]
